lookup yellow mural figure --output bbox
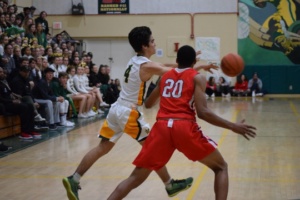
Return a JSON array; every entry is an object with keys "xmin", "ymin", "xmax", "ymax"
[{"xmin": 251, "ymin": 0, "xmax": 300, "ymax": 57}]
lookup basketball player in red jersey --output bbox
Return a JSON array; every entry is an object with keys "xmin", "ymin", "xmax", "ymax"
[{"xmin": 107, "ymin": 45, "xmax": 257, "ymax": 200}]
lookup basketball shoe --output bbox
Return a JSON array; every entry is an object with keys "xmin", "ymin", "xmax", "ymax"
[
  {"xmin": 62, "ymin": 176, "xmax": 81, "ymax": 200},
  {"xmin": 166, "ymin": 177, "xmax": 193, "ymax": 197}
]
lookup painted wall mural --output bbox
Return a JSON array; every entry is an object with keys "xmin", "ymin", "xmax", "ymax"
[{"xmin": 238, "ymin": 0, "xmax": 300, "ymax": 65}]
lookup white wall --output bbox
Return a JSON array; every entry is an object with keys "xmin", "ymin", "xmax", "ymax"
[{"xmin": 83, "ymin": 38, "xmax": 135, "ymax": 80}]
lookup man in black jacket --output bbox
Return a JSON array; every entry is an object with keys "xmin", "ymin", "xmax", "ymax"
[
  {"xmin": 32, "ymin": 67, "xmax": 64, "ymax": 130},
  {"xmin": 0, "ymin": 66, "xmax": 40, "ymax": 139}
]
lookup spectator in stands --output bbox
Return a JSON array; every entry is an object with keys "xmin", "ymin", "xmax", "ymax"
[
  {"xmin": 50, "ymin": 72, "xmax": 75, "ymax": 127},
  {"xmin": 36, "ymin": 22, "xmax": 47, "ymax": 48},
  {"xmin": 217, "ymin": 76, "xmax": 230, "ymax": 97},
  {"xmin": 97, "ymin": 64, "xmax": 110, "ymax": 98},
  {"xmin": 28, "ymin": 57, "xmax": 42, "ymax": 83},
  {"xmin": 83, "ymin": 65, "xmax": 108, "ymax": 113},
  {"xmin": 0, "ymin": 13, "xmax": 11, "ymax": 32},
  {"xmin": 13, "ymin": 45, "xmax": 22, "ymax": 69},
  {"xmin": 52, "ymin": 33, "xmax": 64, "ymax": 46},
  {"xmin": 232, "ymin": 74, "xmax": 250, "ymax": 96},
  {"xmin": 206, "ymin": 76, "xmax": 217, "ymax": 98},
  {"xmin": 13, "ymin": 15, "xmax": 24, "ymax": 37},
  {"xmin": 112, "ymin": 78, "xmax": 121, "ymax": 98},
  {"xmin": 72, "ymin": 56, "xmax": 80, "ymax": 68},
  {"xmin": 23, "ymin": 17, "xmax": 34, "ymax": 35},
  {"xmin": 29, "ymin": 6, "xmax": 36, "ymax": 18},
  {"xmin": 0, "ymin": 66, "xmax": 40, "ymax": 139},
  {"xmin": 73, "ymin": 65, "xmax": 97, "ymax": 117},
  {"xmin": 35, "ymin": 11, "xmax": 49, "ymax": 34},
  {"xmin": 1, "ymin": 44, "xmax": 15, "ymax": 79},
  {"xmin": 21, "ymin": 45, "xmax": 32, "ymax": 58},
  {"xmin": 7, "ymin": 5, "xmax": 15, "ymax": 14},
  {"xmin": 88, "ymin": 64, "xmax": 101, "ymax": 87},
  {"xmin": 14, "ymin": 35, "xmax": 22, "ymax": 47},
  {"xmin": 49, "ymin": 55, "xmax": 60, "ymax": 78},
  {"xmin": 0, "ymin": 34, "xmax": 9, "ymax": 56},
  {"xmin": 32, "ymin": 67, "xmax": 63, "ymax": 130},
  {"xmin": 66, "ymin": 66, "xmax": 90, "ymax": 118},
  {"xmin": 24, "ymin": 24, "xmax": 36, "ymax": 43},
  {"xmin": 9, "ymin": 13, "xmax": 16, "ymax": 24},
  {"xmin": 16, "ymin": 7, "xmax": 30, "ymax": 22},
  {"xmin": 10, "ymin": 65, "xmax": 45, "ymax": 122},
  {"xmin": 248, "ymin": 72, "xmax": 263, "ymax": 96},
  {"xmin": 44, "ymin": 46, "xmax": 53, "ymax": 59}
]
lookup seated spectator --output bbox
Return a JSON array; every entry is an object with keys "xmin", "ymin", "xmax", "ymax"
[
  {"xmin": 73, "ymin": 65, "xmax": 97, "ymax": 117},
  {"xmin": 32, "ymin": 67, "xmax": 63, "ymax": 130},
  {"xmin": 1, "ymin": 44, "xmax": 15, "ymax": 81},
  {"xmin": 50, "ymin": 72, "xmax": 75, "ymax": 127},
  {"xmin": 66, "ymin": 66, "xmax": 90, "ymax": 118},
  {"xmin": 206, "ymin": 76, "xmax": 217, "ymax": 98},
  {"xmin": 0, "ymin": 66, "xmax": 41, "ymax": 139},
  {"xmin": 83, "ymin": 65, "xmax": 108, "ymax": 113},
  {"xmin": 248, "ymin": 72, "xmax": 263, "ymax": 96},
  {"xmin": 112, "ymin": 78, "xmax": 121, "ymax": 98},
  {"xmin": 10, "ymin": 65, "xmax": 45, "ymax": 122},
  {"xmin": 88, "ymin": 64, "xmax": 101, "ymax": 88},
  {"xmin": 97, "ymin": 64, "xmax": 110, "ymax": 98},
  {"xmin": 232, "ymin": 74, "xmax": 250, "ymax": 96},
  {"xmin": 217, "ymin": 76, "xmax": 230, "ymax": 97}
]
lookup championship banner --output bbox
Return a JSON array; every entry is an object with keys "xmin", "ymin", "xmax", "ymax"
[{"xmin": 99, "ymin": 0, "xmax": 129, "ymax": 14}]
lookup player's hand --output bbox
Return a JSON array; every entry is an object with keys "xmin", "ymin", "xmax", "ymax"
[
  {"xmin": 196, "ymin": 51, "xmax": 202, "ymax": 62},
  {"xmin": 231, "ymin": 119, "xmax": 257, "ymax": 140},
  {"xmin": 203, "ymin": 63, "xmax": 219, "ymax": 73}
]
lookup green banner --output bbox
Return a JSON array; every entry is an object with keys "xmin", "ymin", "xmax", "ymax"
[{"xmin": 99, "ymin": 0, "xmax": 129, "ymax": 14}]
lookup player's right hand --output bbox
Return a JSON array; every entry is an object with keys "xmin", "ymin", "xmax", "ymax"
[{"xmin": 231, "ymin": 119, "xmax": 257, "ymax": 140}]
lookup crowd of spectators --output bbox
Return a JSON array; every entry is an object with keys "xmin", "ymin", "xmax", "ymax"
[{"xmin": 0, "ymin": 1, "xmax": 120, "ymax": 151}]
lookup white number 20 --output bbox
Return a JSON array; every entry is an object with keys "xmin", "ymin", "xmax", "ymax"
[{"xmin": 162, "ymin": 79, "xmax": 183, "ymax": 98}]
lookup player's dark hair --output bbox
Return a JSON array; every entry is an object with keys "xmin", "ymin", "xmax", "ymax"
[
  {"xmin": 128, "ymin": 26, "xmax": 152, "ymax": 53},
  {"xmin": 176, "ymin": 45, "xmax": 196, "ymax": 68}
]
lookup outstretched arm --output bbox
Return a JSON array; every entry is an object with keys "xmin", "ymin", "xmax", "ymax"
[
  {"xmin": 144, "ymin": 78, "xmax": 161, "ymax": 109},
  {"xmin": 194, "ymin": 74, "xmax": 256, "ymax": 140}
]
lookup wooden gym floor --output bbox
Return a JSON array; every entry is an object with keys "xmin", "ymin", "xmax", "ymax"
[{"xmin": 0, "ymin": 97, "xmax": 299, "ymax": 200}]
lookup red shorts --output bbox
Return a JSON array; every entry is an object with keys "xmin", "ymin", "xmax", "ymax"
[{"xmin": 133, "ymin": 119, "xmax": 217, "ymax": 171}]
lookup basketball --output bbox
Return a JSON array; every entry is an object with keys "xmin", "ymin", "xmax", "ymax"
[{"xmin": 220, "ymin": 53, "xmax": 244, "ymax": 77}]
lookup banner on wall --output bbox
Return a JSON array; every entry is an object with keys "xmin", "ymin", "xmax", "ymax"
[
  {"xmin": 98, "ymin": 0, "xmax": 129, "ymax": 14},
  {"xmin": 195, "ymin": 37, "xmax": 220, "ymax": 61}
]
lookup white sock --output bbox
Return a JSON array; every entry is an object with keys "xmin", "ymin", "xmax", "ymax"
[
  {"xmin": 164, "ymin": 178, "xmax": 173, "ymax": 189},
  {"xmin": 73, "ymin": 172, "xmax": 81, "ymax": 183}
]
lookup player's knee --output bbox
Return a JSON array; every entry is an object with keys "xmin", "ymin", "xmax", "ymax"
[{"xmin": 212, "ymin": 160, "xmax": 228, "ymax": 174}]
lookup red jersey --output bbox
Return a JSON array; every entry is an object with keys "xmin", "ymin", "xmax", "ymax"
[
  {"xmin": 157, "ymin": 68, "xmax": 198, "ymax": 120},
  {"xmin": 234, "ymin": 80, "xmax": 248, "ymax": 91}
]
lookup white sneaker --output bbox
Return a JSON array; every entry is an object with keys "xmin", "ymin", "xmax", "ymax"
[
  {"xmin": 34, "ymin": 114, "xmax": 45, "ymax": 122},
  {"xmin": 100, "ymin": 102, "xmax": 110, "ymax": 107},
  {"xmin": 211, "ymin": 93, "xmax": 215, "ymax": 97},
  {"xmin": 98, "ymin": 109, "xmax": 105, "ymax": 114},
  {"xmin": 87, "ymin": 110, "xmax": 96, "ymax": 117},
  {"xmin": 62, "ymin": 120, "xmax": 75, "ymax": 127},
  {"xmin": 78, "ymin": 113, "xmax": 88, "ymax": 118}
]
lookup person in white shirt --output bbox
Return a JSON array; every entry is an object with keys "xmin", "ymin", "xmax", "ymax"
[{"xmin": 72, "ymin": 66, "xmax": 96, "ymax": 117}]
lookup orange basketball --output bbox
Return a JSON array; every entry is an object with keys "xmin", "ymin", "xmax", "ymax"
[{"xmin": 220, "ymin": 53, "xmax": 244, "ymax": 77}]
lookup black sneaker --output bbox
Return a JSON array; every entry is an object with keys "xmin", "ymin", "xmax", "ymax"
[
  {"xmin": 0, "ymin": 143, "xmax": 12, "ymax": 152},
  {"xmin": 34, "ymin": 125, "xmax": 49, "ymax": 132},
  {"xmin": 48, "ymin": 124, "xmax": 57, "ymax": 130}
]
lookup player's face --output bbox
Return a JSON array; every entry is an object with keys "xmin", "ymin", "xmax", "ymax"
[{"xmin": 147, "ymin": 35, "xmax": 156, "ymax": 55}]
